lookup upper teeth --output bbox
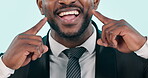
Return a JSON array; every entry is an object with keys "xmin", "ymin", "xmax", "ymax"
[{"xmin": 59, "ymin": 10, "xmax": 79, "ymax": 17}]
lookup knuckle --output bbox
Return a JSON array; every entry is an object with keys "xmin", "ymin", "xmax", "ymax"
[
  {"xmin": 36, "ymin": 35, "xmax": 42, "ymax": 41},
  {"xmin": 16, "ymin": 34, "xmax": 23, "ymax": 39},
  {"xmin": 16, "ymin": 33, "xmax": 29, "ymax": 39},
  {"xmin": 109, "ymin": 31, "xmax": 113, "ymax": 34},
  {"xmin": 105, "ymin": 30, "xmax": 109, "ymax": 34},
  {"xmin": 29, "ymin": 45, "xmax": 39, "ymax": 51},
  {"xmin": 36, "ymin": 35, "xmax": 42, "ymax": 38},
  {"xmin": 102, "ymin": 25, "xmax": 106, "ymax": 31},
  {"xmin": 36, "ymin": 46, "xmax": 43, "ymax": 54},
  {"xmin": 23, "ymin": 44, "xmax": 31, "ymax": 49},
  {"xmin": 35, "ymin": 46, "xmax": 40, "ymax": 51},
  {"xmin": 105, "ymin": 28, "xmax": 110, "ymax": 34},
  {"xmin": 16, "ymin": 38, "xmax": 24, "ymax": 44},
  {"xmin": 121, "ymin": 25, "xmax": 127, "ymax": 29},
  {"xmin": 120, "ymin": 19, "xmax": 125, "ymax": 22},
  {"xmin": 36, "ymin": 40, "xmax": 43, "ymax": 46}
]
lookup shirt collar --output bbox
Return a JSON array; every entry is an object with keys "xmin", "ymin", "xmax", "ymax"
[{"xmin": 49, "ymin": 25, "xmax": 96, "ymax": 57}]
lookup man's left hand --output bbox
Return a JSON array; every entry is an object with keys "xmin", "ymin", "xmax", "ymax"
[{"xmin": 92, "ymin": 10, "xmax": 146, "ymax": 53}]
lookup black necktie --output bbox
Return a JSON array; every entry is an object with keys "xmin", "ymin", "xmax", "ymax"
[{"xmin": 63, "ymin": 47, "xmax": 86, "ymax": 78}]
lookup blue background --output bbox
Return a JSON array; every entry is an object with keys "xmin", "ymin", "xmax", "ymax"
[{"xmin": 0, "ymin": 0, "xmax": 147, "ymax": 52}]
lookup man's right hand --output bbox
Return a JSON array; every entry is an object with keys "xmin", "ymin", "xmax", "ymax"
[{"xmin": 2, "ymin": 17, "xmax": 48, "ymax": 70}]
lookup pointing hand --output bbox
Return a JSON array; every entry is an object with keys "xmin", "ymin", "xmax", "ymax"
[
  {"xmin": 2, "ymin": 17, "xmax": 48, "ymax": 69},
  {"xmin": 92, "ymin": 10, "xmax": 146, "ymax": 53}
]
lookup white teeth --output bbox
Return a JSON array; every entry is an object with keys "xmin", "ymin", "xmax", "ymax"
[{"xmin": 58, "ymin": 10, "xmax": 79, "ymax": 17}]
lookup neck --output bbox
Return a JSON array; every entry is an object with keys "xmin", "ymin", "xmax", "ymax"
[{"xmin": 51, "ymin": 23, "xmax": 94, "ymax": 48}]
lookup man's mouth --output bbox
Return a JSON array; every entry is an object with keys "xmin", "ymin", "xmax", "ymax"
[{"xmin": 57, "ymin": 9, "xmax": 80, "ymax": 21}]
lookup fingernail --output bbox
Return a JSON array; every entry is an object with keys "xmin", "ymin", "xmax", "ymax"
[
  {"xmin": 44, "ymin": 46, "xmax": 48, "ymax": 53},
  {"xmin": 32, "ymin": 58, "xmax": 37, "ymax": 61}
]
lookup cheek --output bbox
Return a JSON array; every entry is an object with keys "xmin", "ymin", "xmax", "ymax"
[
  {"xmin": 80, "ymin": 0, "xmax": 94, "ymax": 8},
  {"xmin": 43, "ymin": 2, "xmax": 55, "ymax": 18},
  {"xmin": 43, "ymin": 0, "xmax": 57, "ymax": 14},
  {"xmin": 82, "ymin": 0, "xmax": 94, "ymax": 16},
  {"xmin": 79, "ymin": 0, "xmax": 94, "ymax": 15}
]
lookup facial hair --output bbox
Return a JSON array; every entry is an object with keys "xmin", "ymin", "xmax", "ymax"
[{"xmin": 47, "ymin": 6, "xmax": 92, "ymax": 39}]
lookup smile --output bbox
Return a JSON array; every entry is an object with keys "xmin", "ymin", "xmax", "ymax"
[
  {"xmin": 56, "ymin": 8, "xmax": 81, "ymax": 23},
  {"xmin": 58, "ymin": 10, "xmax": 79, "ymax": 17}
]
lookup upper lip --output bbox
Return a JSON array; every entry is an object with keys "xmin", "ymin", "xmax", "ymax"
[{"xmin": 56, "ymin": 7, "xmax": 81, "ymax": 15}]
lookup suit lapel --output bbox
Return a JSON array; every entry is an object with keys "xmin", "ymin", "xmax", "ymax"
[
  {"xmin": 28, "ymin": 21, "xmax": 117, "ymax": 78},
  {"xmin": 9, "ymin": 33, "xmax": 50, "ymax": 78},
  {"xmin": 28, "ymin": 32, "xmax": 50, "ymax": 78},
  {"xmin": 92, "ymin": 21, "xmax": 117, "ymax": 78},
  {"xmin": 28, "ymin": 52, "xmax": 49, "ymax": 78}
]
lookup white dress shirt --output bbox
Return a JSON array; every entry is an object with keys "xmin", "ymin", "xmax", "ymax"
[
  {"xmin": 0, "ymin": 25, "xmax": 148, "ymax": 78},
  {"xmin": 49, "ymin": 26, "xmax": 96, "ymax": 78},
  {"xmin": 135, "ymin": 38, "xmax": 148, "ymax": 59},
  {"xmin": 0, "ymin": 58, "xmax": 14, "ymax": 78}
]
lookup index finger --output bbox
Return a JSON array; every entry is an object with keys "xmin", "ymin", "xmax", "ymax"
[
  {"xmin": 92, "ymin": 10, "xmax": 114, "ymax": 24},
  {"xmin": 23, "ymin": 17, "xmax": 47, "ymax": 35}
]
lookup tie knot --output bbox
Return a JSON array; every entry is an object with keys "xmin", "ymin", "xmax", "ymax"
[{"xmin": 63, "ymin": 47, "xmax": 86, "ymax": 59}]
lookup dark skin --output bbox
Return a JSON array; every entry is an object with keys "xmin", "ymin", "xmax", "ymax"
[
  {"xmin": 2, "ymin": 0, "xmax": 146, "ymax": 70},
  {"xmin": 38, "ymin": 0, "xmax": 98, "ymax": 48},
  {"xmin": 92, "ymin": 10, "xmax": 146, "ymax": 53},
  {"xmin": 2, "ymin": 18, "xmax": 48, "ymax": 69}
]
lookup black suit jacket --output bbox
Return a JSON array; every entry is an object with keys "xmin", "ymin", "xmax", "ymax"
[{"xmin": 1, "ymin": 21, "xmax": 148, "ymax": 78}]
